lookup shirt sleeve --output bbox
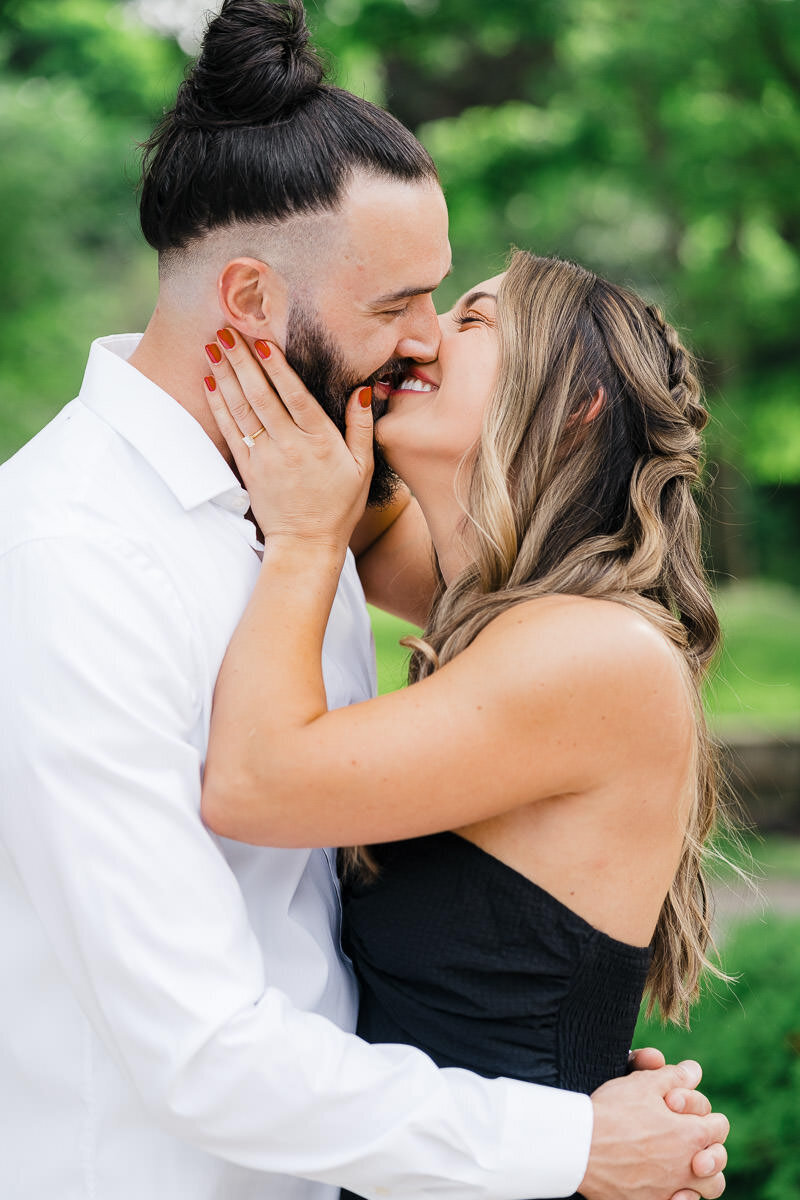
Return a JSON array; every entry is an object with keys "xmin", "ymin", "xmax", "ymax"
[{"xmin": 0, "ymin": 534, "xmax": 593, "ymax": 1200}]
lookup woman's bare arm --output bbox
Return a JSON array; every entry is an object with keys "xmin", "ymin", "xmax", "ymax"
[
  {"xmin": 201, "ymin": 333, "xmax": 691, "ymax": 850},
  {"xmin": 203, "ymin": 577, "xmax": 689, "ymax": 848}
]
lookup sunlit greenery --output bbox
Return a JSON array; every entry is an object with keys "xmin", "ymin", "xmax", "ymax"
[
  {"xmin": 634, "ymin": 919, "xmax": 800, "ymax": 1200},
  {"xmin": 710, "ymin": 582, "xmax": 800, "ymax": 728},
  {"xmin": 0, "ymin": 0, "xmax": 187, "ymax": 458},
  {"xmin": 713, "ymin": 829, "xmax": 800, "ymax": 882}
]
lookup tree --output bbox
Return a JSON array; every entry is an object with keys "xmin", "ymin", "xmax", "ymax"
[
  {"xmin": 0, "ymin": 0, "xmax": 187, "ymax": 457},
  {"xmin": 309, "ymin": 0, "xmax": 800, "ymax": 582}
]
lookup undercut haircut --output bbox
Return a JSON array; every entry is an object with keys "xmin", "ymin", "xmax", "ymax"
[{"xmin": 139, "ymin": 0, "xmax": 438, "ymax": 258}]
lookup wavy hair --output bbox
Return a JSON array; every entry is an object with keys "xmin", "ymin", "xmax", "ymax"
[{"xmin": 346, "ymin": 251, "xmax": 728, "ymax": 1025}]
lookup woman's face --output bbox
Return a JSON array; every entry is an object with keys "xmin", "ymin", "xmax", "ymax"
[{"xmin": 375, "ymin": 273, "xmax": 505, "ymax": 489}]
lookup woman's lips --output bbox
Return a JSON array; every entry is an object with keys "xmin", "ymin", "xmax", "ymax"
[{"xmin": 390, "ymin": 371, "xmax": 439, "ymax": 396}]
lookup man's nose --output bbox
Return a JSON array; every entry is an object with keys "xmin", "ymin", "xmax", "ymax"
[{"xmin": 395, "ymin": 297, "xmax": 441, "ymax": 362}]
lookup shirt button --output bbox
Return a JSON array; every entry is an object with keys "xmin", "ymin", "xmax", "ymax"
[{"xmin": 217, "ymin": 491, "xmax": 249, "ymax": 514}]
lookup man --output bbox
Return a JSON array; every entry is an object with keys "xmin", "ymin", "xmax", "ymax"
[{"xmin": 0, "ymin": 2, "xmax": 728, "ymax": 1198}]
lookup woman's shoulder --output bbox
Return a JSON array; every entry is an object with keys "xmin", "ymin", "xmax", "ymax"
[
  {"xmin": 467, "ymin": 592, "xmax": 692, "ymax": 732},
  {"xmin": 477, "ymin": 591, "xmax": 681, "ymax": 659}
]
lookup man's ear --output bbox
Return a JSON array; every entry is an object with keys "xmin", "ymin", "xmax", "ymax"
[{"xmin": 217, "ymin": 257, "xmax": 288, "ymax": 339}]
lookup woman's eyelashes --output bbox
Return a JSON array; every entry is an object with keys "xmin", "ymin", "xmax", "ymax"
[{"xmin": 453, "ymin": 309, "xmax": 491, "ymax": 328}]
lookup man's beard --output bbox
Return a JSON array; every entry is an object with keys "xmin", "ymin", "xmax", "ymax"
[{"xmin": 284, "ymin": 298, "xmax": 403, "ymax": 509}]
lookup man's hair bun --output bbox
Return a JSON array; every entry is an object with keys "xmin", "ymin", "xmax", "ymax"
[
  {"xmin": 175, "ymin": 0, "xmax": 324, "ymax": 128},
  {"xmin": 139, "ymin": 0, "xmax": 437, "ymax": 252}
]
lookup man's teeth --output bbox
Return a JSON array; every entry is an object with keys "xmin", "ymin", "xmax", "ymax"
[{"xmin": 399, "ymin": 377, "xmax": 435, "ymax": 392}]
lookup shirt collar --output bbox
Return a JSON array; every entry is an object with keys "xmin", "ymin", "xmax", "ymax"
[{"xmin": 77, "ymin": 334, "xmax": 248, "ymax": 513}]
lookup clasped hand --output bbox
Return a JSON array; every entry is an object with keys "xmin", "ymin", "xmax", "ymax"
[{"xmin": 204, "ymin": 328, "xmax": 375, "ymax": 552}]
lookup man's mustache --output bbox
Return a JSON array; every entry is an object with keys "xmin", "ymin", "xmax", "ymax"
[
  {"xmin": 361, "ymin": 358, "xmax": 412, "ymax": 417},
  {"xmin": 364, "ymin": 358, "xmax": 410, "ymax": 390}
]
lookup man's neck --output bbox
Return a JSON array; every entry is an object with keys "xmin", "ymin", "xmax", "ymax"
[{"xmin": 127, "ymin": 304, "xmax": 233, "ymax": 464}]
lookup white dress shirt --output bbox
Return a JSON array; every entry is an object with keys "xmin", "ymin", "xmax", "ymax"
[{"xmin": 0, "ymin": 335, "xmax": 592, "ymax": 1200}]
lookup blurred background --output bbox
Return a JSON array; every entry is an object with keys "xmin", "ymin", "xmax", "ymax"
[{"xmin": 0, "ymin": 0, "xmax": 798, "ymax": 1191}]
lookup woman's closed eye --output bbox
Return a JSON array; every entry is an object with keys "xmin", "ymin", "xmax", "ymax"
[{"xmin": 453, "ymin": 309, "xmax": 491, "ymax": 328}]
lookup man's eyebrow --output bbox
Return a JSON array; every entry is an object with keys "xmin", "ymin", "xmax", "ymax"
[{"xmin": 370, "ymin": 264, "xmax": 454, "ymax": 307}]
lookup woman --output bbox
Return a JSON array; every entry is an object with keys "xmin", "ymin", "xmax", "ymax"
[{"xmin": 201, "ymin": 252, "xmax": 723, "ymax": 1119}]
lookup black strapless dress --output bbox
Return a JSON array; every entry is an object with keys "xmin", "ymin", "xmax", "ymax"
[{"xmin": 339, "ymin": 831, "xmax": 652, "ymax": 1200}]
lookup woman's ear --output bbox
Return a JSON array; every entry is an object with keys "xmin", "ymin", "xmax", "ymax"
[
  {"xmin": 567, "ymin": 386, "xmax": 606, "ymax": 429},
  {"xmin": 584, "ymin": 385, "xmax": 605, "ymax": 424},
  {"xmin": 217, "ymin": 257, "xmax": 289, "ymax": 340}
]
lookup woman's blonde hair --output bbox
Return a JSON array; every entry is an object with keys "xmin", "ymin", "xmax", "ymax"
[{"xmin": 348, "ymin": 251, "xmax": 726, "ymax": 1025}]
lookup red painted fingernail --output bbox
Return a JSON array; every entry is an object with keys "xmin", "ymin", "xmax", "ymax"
[
  {"xmin": 204, "ymin": 375, "xmax": 216, "ymax": 392},
  {"xmin": 359, "ymin": 387, "xmax": 373, "ymax": 408},
  {"xmin": 254, "ymin": 339, "xmax": 271, "ymax": 360},
  {"xmin": 217, "ymin": 327, "xmax": 235, "ymax": 349},
  {"xmin": 205, "ymin": 343, "xmax": 222, "ymax": 364}
]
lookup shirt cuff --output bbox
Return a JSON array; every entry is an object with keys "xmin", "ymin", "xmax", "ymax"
[{"xmin": 490, "ymin": 1078, "xmax": 594, "ymax": 1198}]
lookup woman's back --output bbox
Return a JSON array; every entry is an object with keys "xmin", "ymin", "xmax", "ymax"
[{"xmin": 343, "ymin": 831, "xmax": 652, "ymax": 1094}]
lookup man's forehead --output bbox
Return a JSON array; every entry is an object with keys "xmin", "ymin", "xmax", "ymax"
[
  {"xmin": 334, "ymin": 176, "xmax": 450, "ymax": 283},
  {"xmin": 339, "ymin": 169, "xmax": 446, "ymax": 219}
]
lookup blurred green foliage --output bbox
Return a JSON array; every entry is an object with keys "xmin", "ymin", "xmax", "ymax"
[
  {"xmin": 714, "ymin": 829, "xmax": 800, "ymax": 879},
  {"xmin": 369, "ymin": 604, "xmax": 416, "ymax": 695},
  {"xmin": 710, "ymin": 581, "xmax": 800, "ymax": 727},
  {"xmin": 635, "ymin": 919, "xmax": 800, "ymax": 1200},
  {"xmin": 0, "ymin": 0, "xmax": 798, "ymax": 586},
  {"xmin": 311, "ymin": 0, "xmax": 800, "ymax": 584},
  {"xmin": 0, "ymin": 0, "xmax": 188, "ymax": 452}
]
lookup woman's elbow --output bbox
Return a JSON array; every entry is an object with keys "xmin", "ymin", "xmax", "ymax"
[
  {"xmin": 201, "ymin": 768, "xmax": 261, "ymax": 843},
  {"xmin": 200, "ymin": 767, "xmax": 298, "ymax": 846}
]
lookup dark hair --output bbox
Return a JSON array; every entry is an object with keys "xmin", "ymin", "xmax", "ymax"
[{"xmin": 139, "ymin": 0, "xmax": 438, "ymax": 252}]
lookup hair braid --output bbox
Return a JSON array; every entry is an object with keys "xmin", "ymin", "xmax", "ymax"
[{"xmin": 645, "ymin": 303, "xmax": 709, "ymax": 435}]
